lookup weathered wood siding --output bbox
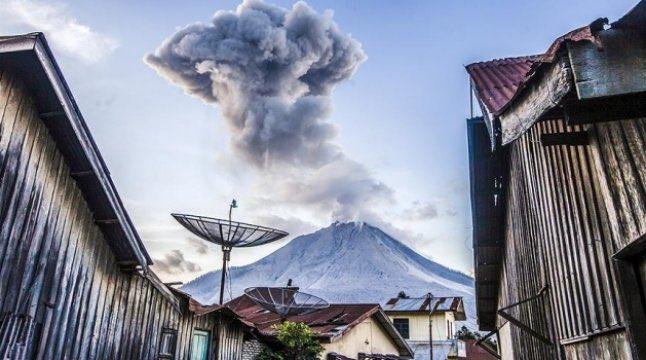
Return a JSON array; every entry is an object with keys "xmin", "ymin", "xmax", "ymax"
[
  {"xmin": 0, "ymin": 66, "xmax": 244, "ymax": 358},
  {"xmin": 217, "ymin": 318, "xmax": 246, "ymax": 360},
  {"xmin": 591, "ymin": 119, "xmax": 646, "ymax": 251},
  {"xmin": 498, "ymin": 117, "xmax": 646, "ymax": 359}
]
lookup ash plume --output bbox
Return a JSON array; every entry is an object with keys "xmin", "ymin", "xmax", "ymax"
[
  {"xmin": 145, "ymin": 0, "xmax": 366, "ymax": 167},
  {"xmin": 146, "ymin": 0, "xmax": 410, "ymax": 233}
]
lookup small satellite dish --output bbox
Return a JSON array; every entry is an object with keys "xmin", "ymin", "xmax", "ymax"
[{"xmin": 244, "ymin": 287, "xmax": 329, "ymax": 319}]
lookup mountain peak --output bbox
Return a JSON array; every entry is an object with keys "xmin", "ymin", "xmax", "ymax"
[
  {"xmin": 181, "ymin": 222, "xmax": 475, "ymax": 326},
  {"xmin": 330, "ymin": 220, "xmax": 368, "ymax": 229}
]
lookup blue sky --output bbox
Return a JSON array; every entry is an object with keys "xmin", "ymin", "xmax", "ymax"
[{"xmin": 0, "ymin": 0, "xmax": 635, "ymax": 282}]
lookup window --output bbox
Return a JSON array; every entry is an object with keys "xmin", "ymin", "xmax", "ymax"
[
  {"xmin": 159, "ymin": 328, "xmax": 177, "ymax": 359},
  {"xmin": 392, "ymin": 318, "xmax": 409, "ymax": 339},
  {"xmin": 191, "ymin": 329, "xmax": 211, "ymax": 360}
]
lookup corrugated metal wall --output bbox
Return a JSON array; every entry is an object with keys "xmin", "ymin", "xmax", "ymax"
[
  {"xmin": 0, "ymin": 65, "xmax": 244, "ymax": 359},
  {"xmin": 498, "ymin": 117, "xmax": 645, "ymax": 359}
]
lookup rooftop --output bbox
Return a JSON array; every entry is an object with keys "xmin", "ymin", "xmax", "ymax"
[
  {"xmin": 0, "ymin": 33, "xmax": 151, "ymax": 267},
  {"xmin": 383, "ymin": 296, "xmax": 466, "ymax": 320},
  {"xmin": 466, "ymin": 56, "xmax": 539, "ymax": 116},
  {"xmin": 224, "ymin": 294, "xmax": 413, "ymax": 357}
]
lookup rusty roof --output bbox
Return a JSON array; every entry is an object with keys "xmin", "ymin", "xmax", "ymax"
[
  {"xmin": 226, "ymin": 294, "xmax": 379, "ymax": 339},
  {"xmin": 223, "ymin": 294, "xmax": 413, "ymax": 357},
  {"xmin": 466, "ymin": 55, "xmax": 539, "ymax": 116},
  {"xmin": 466, "ymin": 19, "xmax": 606, "ymax": 118},
  {"xmin": 465, "ymin": 1, "xmax": 645, "ymax": 330}
]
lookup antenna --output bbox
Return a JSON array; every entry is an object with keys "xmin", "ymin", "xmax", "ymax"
[
  {"xmin": 244, "ymin": 286, "xmax": 329, "ymax": 320},
  {"xmin": 172, "ymin": 200, "xmax": 289, "ymax": 304}
]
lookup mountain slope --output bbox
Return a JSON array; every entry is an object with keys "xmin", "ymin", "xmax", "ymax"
[{"xmin": 182, "ymin": 221, "xmax": 475, "ymax": 324}]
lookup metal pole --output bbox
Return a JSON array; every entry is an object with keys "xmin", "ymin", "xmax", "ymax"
[
  {"xmin": 219, "ymin": 248, "xmax": 229, "ymax": 304},
  {"xmin": 220, "ymin": 199, "xmax": 237, "ymax": 305},
  {"xmin": 428, "ymin": 292, "xmax": 433, "ymax": 360}
]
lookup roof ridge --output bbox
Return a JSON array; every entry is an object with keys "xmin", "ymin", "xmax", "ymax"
[{"xmin": 466, "ymin": 54, "xmax": 542, "ymax": 69}]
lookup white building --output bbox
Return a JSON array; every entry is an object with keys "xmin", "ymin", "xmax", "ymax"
[{"xmin": 383, "ymin": 295, "xmax": 466, "ymax": 360}]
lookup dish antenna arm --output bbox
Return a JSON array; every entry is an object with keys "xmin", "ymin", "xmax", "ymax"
[{"xmin": 219, "ymin": 199, "xmax": 237, "ymax": 304}]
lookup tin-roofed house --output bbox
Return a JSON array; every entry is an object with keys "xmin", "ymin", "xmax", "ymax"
[
  {"xmin": 0, "ymin": 32, "xmax": 254, "ymax": 359},
  {"xmin": 226, "ymin": 294, "xmax": 414, "ymax": 360},
  {"xmin": 466, "ymin": 1, "xmax": 646, "ymax": 359},
  {"xmin": 383, "ymin": 295, "xmax": 466, "ymax": 360}
]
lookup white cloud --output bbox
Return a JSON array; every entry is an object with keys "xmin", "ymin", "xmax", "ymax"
[{"xmin": 0, "ymin": 0, "xmax": 119, "ymax": 63}]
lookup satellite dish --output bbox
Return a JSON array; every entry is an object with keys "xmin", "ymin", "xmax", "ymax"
[
  {"xmin": 171, "ymin": 214, "xmax": 289, "ymax": 248},
  {"xmin": 172, "ymin": 200, "xmax": 289, "ymax": 304},
  {"xmin": 244, "ymin": 286, "xmax": 330, "ymax": 319}
]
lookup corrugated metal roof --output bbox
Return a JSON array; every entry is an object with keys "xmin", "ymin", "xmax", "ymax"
[
  {"xmin": 222, "ymin": 294, "xmax": 413, "ymax": 357},
  {"xmin": 382, "ymin": 296, "xmax": 465, "ymax": 319},
  {"xmin": 466, "ymin": 19, "xmax": 606, "ymax": 120},
  {"xmin": 226, "ymin": 294, "xmax": 379, "ymax": 339},
  {"xmin": 465, "ymin": 2, "xmax": 642, "ymax": 330},
  {"xmin": 466, "ymin": 56, "xmax": 539, "ymax": 116}
]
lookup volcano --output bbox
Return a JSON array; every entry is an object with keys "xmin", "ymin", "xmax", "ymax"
[{"xmin": 181, "ymin": 221, "xmax": 475, "ymax": 325}]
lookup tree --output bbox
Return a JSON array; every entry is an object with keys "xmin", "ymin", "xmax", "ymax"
[
  {"xmin": 455, "ymin": 325, "xmax": 477, "ymax": 340},
  {"xmin": 455, "ymin": 325, "xmax": 497, "ymax": 349},
  {"xmin": 256, "ymin": 322, "xmax": 324, "ymax": 360}
]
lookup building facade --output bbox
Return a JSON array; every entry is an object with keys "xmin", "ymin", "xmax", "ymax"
[
  {"xmin": 467, "ymin": 2, "xmax": 646, "ymax": 359},
  {"xmin": 383, "ymin": 296, "xmax": 466, "ymax": 360},
  {"xmin": 0, "ymin": 33, "xmax": 250, "ymax": 360},
  {"xmin": 226, "ymin": 294, "xmax": 414, "ymax": 360}
]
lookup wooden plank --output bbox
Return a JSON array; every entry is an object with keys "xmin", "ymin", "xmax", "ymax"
[
  {"xmin": 564, "ymin": 93, "xmax": 646, "ymax": 125},
  {"xmin": 51, "ymin": 205, "xmax": 91, "ymax": 358},
  {"xmin": 556, "ymin": 121, "xmax": 597, "ymax": 332},
  {"xmin": 540, "ymin": 131, "xmax": 589, "ymax": 147},
  {"xmin": 567, "ymin": 29, "xmax": 646, "ymax": 99},
  {"xmin": 8, "ymin": 120, "xmax": 56, "ymax": 316},
  {"xmin": 586, "ymin": 127, "xmax": 623, "ymax": 326},
  {"xmin": 0, "ymin": 94, "xmax": 39, "ymax": 310},
  {"xmin": 524, "ymin": 127, "xmax": 567, "ymax": 342},
  {"xmin": 499, "ymin": 56, "xmax": 573, "ymax": 145},
  {"xmin": 520, "ymin": 127, "xmax": 562, "ymax": 353},
  {"xmin": 539, "ymin": 120, "xmax": 579, "ymax": 338},
  {"xmin": 77, "ymin": 237, "xmax": 108, "ymax": 359}
]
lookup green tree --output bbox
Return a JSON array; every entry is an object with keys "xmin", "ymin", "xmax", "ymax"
[
  {"xmin": 455, "ymin": 325, "xmax": 477, "ymax": 340},
  {"xmin": 455, "ymin": 325, "xmax": 497, "ymax": 349},
  {"xmin": 256, "ymin": 322, "xmax": 324, "ymax": 360}
]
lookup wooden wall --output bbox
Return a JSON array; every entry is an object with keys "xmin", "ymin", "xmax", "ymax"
[
  {"xmin": 0, "ymin": 64, "xmax": 244, "ymax": 359},
  {"xmin": 590, "ymin": 119, "xmax": 646, "ymax": 251},
  {"xmin": 497, "ymin": 116, "xmax": 646, "ymax": 359}
]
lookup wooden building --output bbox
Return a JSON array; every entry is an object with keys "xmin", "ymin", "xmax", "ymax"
[
  {"xmin": 466, "ymin": 1, "xmax": 646, "ymax": 359},
  {"xmin": 0, "ymin": 33, "xmax": 252, "ymax": 359}
]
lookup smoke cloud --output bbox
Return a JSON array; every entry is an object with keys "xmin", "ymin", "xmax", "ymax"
[
  {"xmin": 146, "ymin": 0, "xmax": 404, "ymax": 231},
  {"xmin": 145, "ymin": 0, "xmax": 365, "ymax": 168},
  {"xmin": 154, "ymin": 250, "xmax": 202, "ymax": 275}
]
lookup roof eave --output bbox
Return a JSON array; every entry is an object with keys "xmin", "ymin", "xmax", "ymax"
[
  {"xmin": 372, "ymin": 308, "xmax": 414, "ymax": 358},
  {"xmin": 0, "ymin": 33, "xmax": 152, "ymax": 267}
]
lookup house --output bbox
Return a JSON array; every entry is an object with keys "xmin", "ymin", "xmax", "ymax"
[
  {"xmin": 0, "ymin": 32, "xmax": 253, "ymax": 359},
  {"xmin": 382, "ymin": 295, "xmax": 466, "ymax": 360},
  {"xmin": 225, "ymin": 294, "xmax": 414, "ymax": 360},
  {"xmin": 466, "ymin": 1, "xmax": 646, "ymax": 359}
]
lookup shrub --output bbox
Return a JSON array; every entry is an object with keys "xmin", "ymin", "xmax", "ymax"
[{"xmin": 255, "ymin": 321, "xmax": 324, "ymax": 360}]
